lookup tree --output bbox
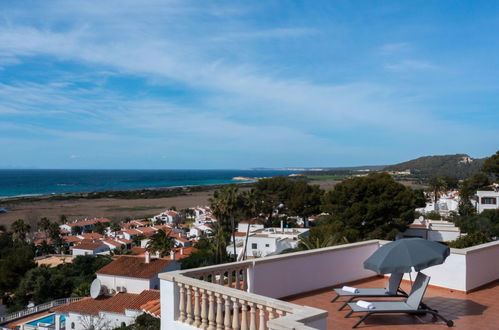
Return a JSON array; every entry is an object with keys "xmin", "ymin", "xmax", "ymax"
[
  {"xmin": 321, "ymin": 172, "xmax": 425, "ymax": 240},
  {"xmin": 92, "ymin": 222, "xmax": 107, "ymax": 235},
  {"xmin": 110, "ymin": 222, "xmax": 122, "ymax": 235},
  {"xmin": 211, "ymin": 185, "xmax": 239, "ymax": 258},
  {"xmin": 146, "ymin": 229, "xmax": 175, "ymax": 257},
  {"xmin": 38, "ymin": 217, "xmax": 51, "ymax": 232},
  {"xmin": 71, "ymin": 225, "xmax": 82, "ymax": 236},
  {"xmin": 78, "ymin": 314, "xmax": 112, "ymax": 330},
  {"xmin": 208, "ymin": 222, "xmax": 229, "ymax": 264},
  {"xmin": 482, "ymin": 150, "xmax": 499, "ymax": 179},
  {"xmin": 112, "ymin": 245, "xmax": 131, "ymax": 256},
  {"xmin": 286, "ymin": 181, "xmax": 323, "ymax": 227},
  {"xmin": 428, "ymin": 177, "xmax": 447, "ymax": 204},
  {"xmin": 459, "ymin": 173, "xmax": 490, "ymax": 216},
  {"xmin": 11, "ymin": 219, "xmax": 31, "ymax": 241},
  {"xmin": 133, "ymin": 234, "xmax": 145, "ymax": 247},
  {"xmin": 59, "ymin": 214, "xmax": 68, "ymax": 224},
  {"xmin": 448, "ymin": 232, "xmax": 491, "ymax": 249}
]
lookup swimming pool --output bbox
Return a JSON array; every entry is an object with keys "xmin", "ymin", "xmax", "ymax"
[{"xmin": 26, "ymin": 314, "xmax": 65, "ymax": 326}]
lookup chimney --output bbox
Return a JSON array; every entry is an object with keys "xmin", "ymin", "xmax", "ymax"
[
  {"xmin": 145, "ymin": 251, "xmax": 150, "ymax": 264},
  {"xmin": 180, "ymin": 248, "xmax": 184, "ymax": 255},
  {"xmin": 170, "ymin": 250, "xmax": 176, "ymax": 261},
  {"xmin": 178, "ymin": 232, "xmax": 181, "ymax": 238},
  {"xmin": 280, "ymin": 220, "xmax": 284, "ymax": 233},
  {"xmin": 155, "ymin": 251, "xmax": 160, "ymax": 259}
]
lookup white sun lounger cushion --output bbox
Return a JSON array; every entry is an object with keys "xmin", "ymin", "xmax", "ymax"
[
  {"xmin": 356, "ymin": 300, "xmax": 375, "ymax": 309},
  {"xmin": 342, "ymin": 286, "xmax": 359, "ymax": 293}
]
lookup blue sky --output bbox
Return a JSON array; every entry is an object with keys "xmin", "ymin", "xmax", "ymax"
[{"xmin": 1, "ymin": 1, "xmax": 498, "ymax": 169}]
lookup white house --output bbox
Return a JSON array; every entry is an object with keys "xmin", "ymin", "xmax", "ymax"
[
  {"xmin": 228, "ymin": 227, "xmax": 309, "ymax": 258},
  {"xmin": 59, "ymin": 218, "xmax": 110, "ymax": 233},
  {"xmin": 52, "ymin": 290, "xmax": 160, "ymax": 330},
  {"xmin": 475, "ymin": 188, "xmax": 499, "ymax": 213},
  {"xmin": 153, "ymin": 210, "xmax": 181, "ymax": 224},
  {"xmin": 416, "ymin": 190, "xmax": 460, "ymax": 217},
  {"xmin": 71, "ymin": 242, "xmax": 110, "ymax": 256},
  {"xmin": 400, "ymin": 217, "xmax": 462, "ymax": 242},
  {"xmin": 96, "ymin": 254, "xmax": 180, "ymax": 293},
  {"xmin": 189, "ymin": 224, "xmax": 213, "ymax": 238},
  {"xmin": 237, "ymin": 221, "xmax": 265, "ymax": 234}
]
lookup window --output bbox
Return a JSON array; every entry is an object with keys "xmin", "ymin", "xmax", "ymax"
[
  {"xmin": 482, "ymin": 197, "xmax": 497, "ymax": 204},
  {"xmin": 265, "ymin": 244, "xmax": 270, "ymax": 247},
  {"xmin": 251, "ymin": 243, "xmax": 257, "ymax": 249}
]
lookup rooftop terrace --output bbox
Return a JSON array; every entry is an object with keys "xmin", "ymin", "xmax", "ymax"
[
  {"xmin": 159, "ymin": 239, "xmax": 499, "ymax": 329},
  {"xmin": 286, "ymin": 276, "xmax": 499, "ymax": 329}
]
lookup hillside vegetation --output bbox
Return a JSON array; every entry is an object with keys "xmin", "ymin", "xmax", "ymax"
[{"xmin": 384, "ymin": 154, "xmax": 485, "ymax": 180}]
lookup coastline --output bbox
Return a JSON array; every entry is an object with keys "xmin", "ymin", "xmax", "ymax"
[{"xmin": 0, "ymin": 182, "xmax": 257, "ymax": 228}]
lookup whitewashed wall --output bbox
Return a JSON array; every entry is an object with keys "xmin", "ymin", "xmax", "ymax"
[{"xmin": 249, "ymin": 240, "xmax": 379, "ymax": 298}]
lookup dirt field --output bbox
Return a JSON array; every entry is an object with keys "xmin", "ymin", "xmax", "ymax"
[{"xmin": 0, "ymin": 190, "xmax": 217, "ymax": 229}]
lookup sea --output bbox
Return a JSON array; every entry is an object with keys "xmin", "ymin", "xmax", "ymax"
[{"xmin": 0, "ymin": 169, "xmax": 295, "ymax": 198}]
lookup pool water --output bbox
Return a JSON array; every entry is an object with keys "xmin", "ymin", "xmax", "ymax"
[{"xmin": 26, "ymin": 314, "xmax": 65, "ymax": 326}]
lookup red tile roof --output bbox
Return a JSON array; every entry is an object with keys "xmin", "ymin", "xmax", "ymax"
[
  {"xmin": 78, "ymin": 233, "xmax": 104, "ymax": 240},
  {"xmin": 63, "ymin": 236, "xmax": 82, "ymax": 243},
  {"xmin": 96, "ymin": 255, "xmax": 169, "ymax": 279},
  {"xmin": 73, "ymin": 241, "xmax": 106, "ymax": 251},
  {"xmin": 52, "ymin": 290, "xmax": 159, "ymax": 316},
  {"xmin": 141, "ymin": 299, "xmax": 160, "ymax": 318},
  {"xmin": 65, "ymin": 218, "xmax": 110, "ymax": 228}
]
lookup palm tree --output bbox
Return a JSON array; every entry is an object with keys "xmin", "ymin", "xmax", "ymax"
[
  {"xmin": 211, "ymin": 185, "xmax": 239, "ymax": 258},
  {"xmin": 110, "ymin": 222, "xmax": 121, "ymax": 236},
  {"xmin": 429, "ymin": 177, "xmax": 447, "ymax": 205},
  {"xmin": 112, "ymin": 245, "xmax": 131, "ymax": 256},
  {"xmin": 37, "ymin": 217, "xmax": 51, "ymax": 232},
  {"xmin": 298, "ymin": 234, "xmax": 348, "ymax": 250},
  {"xmin": 146, "ymin": 229, "xmax": 176, "ymax": 257},
  {"xmin": 132, "ymin": 234, "xmax": 145, "ymax": 247},
  {"xmin": 208, "ymin": 222, "xmax": 229, "ymax": 264},
  {"xmin": 240, "ymin": 189, "xmax": 260, "ymax": 260},
  {"xmin": 11, "ymin": 219, "xmax": 31, "ymax": 241}
]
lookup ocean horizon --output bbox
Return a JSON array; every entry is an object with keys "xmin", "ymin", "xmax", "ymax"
[{"xmin": 0, "ymin": 169, "xmax": 295, "ymax": 198}]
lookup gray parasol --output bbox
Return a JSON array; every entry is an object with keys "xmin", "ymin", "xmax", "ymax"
[{"xmin": 364, "ymin": 238, "xmax": 450, "ymax": 274}]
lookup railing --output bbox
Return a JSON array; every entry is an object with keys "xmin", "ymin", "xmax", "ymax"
[
  {"xmin": 160, "ymin": 240, "xmax": 397, "ymax": 329},
  {"xmin": 0, "ymin": 297, "xmax": 83, "ymax": 324},
  {"xmin": 162, "ymin": 261, "xmax": 327, "ymax": 330}
]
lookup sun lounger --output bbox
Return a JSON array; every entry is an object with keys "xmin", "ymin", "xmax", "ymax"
[
  {"xmin": 345, "ymin": 272, "xmax": 453, "ymax": 328},
  {"xmin": 331, "ymin": 273, "xmax": 406, "ymax": 310}
]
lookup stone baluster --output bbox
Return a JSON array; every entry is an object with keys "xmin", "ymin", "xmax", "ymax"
[
  {"xmin": 266, "ymin": 307, "xmax": 275, "ymax": 321},
  {"xmin": 219, "ymin": 271, "xmax": 225, "ymax": 285},
  {"xmin": 243, "ymin": 268, "xmax": 248, "ymax": 291},
  {"xmin": 227, "ymin": 270, "xmax": 233, "ymax": 288},
  {"xmin": 249, "ymin": 303, "xmax": 257, "ymax": 330},
  {"xmin": 276, "ymin": 310, "xmax": 285, "ymax": 319},
  {"xmin": 215, "ymin": 293, "xmax": 223, "ymax": 329},
  {"xmin": 208, "ymin": 291, "xmax": 216, "ymax": 330},
  {"xmin": 178, "ymin": 283, "xmax": 186, "ymax": 322},
  {"xmin": 193, "ymin": 287, "xmax": 201, "ymax": 327},
  {"xmin": 212, "ymin": 272, "xmax": 217, "ymax": 284},
  {"xmin": 235, "ymin": 269, "xmax": 241, "ymax": 290},
  {"xmin": 201, "ymin": 289, "xmax": 208, "ymax": 329},
  {"xmin": 223, "ymin": 294, "xmax": 232, "ymax": 329},
  {"xmin": 231, "ymin": 298, "xmax": 240, "ymax": 330},
  {"xmin": 240, "ymin": 300, "xmax": 249, "ymax": 330},
  {"xmin": 186, "ymin": 285, "xmax": 193, "ymax": 324},
  {"xmin": 257, "ymin": 304, "xmax": 266, "ymax": 330}
]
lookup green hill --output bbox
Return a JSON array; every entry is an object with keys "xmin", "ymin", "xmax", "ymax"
[{"xmin": 384, "ymin": 154, "xmax": 485, "ymax": 180}]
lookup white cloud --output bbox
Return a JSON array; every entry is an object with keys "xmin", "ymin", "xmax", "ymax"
[{"xmin": 384, "ymin": 60, "xmax": 437, "ymax": 72}]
